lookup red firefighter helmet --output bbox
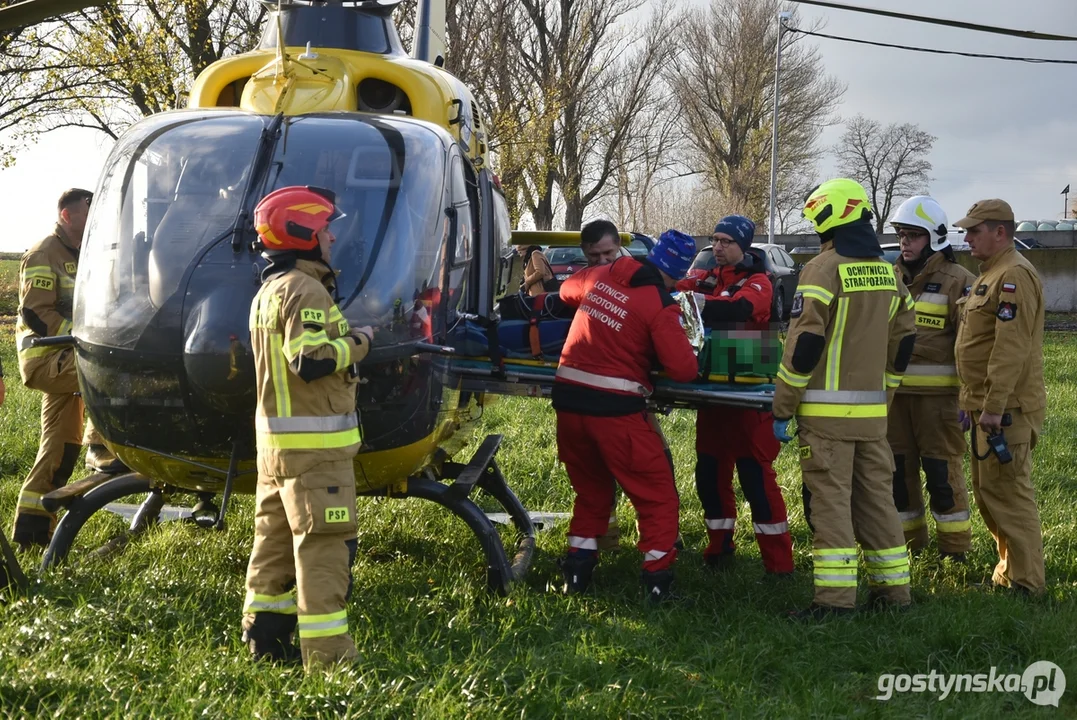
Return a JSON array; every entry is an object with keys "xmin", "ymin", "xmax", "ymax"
[{"xmin": 253, "ymin": 185, "xmax": 344, "ymax": 251}]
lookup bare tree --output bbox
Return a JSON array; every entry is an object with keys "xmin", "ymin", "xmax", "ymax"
[
  {"xmin": 834, "ymin": 114, "xmax": 936, "ymax": 234},
  {"xmin": 670, "ymin": 0, "xmax": 843, "ymax": 225},
  {"xmin": 1, "ymin": 0, "xmax": 265, "ymax": 149},
  {"xmin": 774, "ymin": 164, "xmax": 817, "ymax": 234}
]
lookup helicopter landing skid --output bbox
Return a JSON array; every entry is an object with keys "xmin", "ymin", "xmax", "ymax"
[{"xmin": 359, "ymin": 434, "xmax": 536, "ymax": 596}]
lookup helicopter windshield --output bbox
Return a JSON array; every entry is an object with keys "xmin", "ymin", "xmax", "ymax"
[
  {"xmin": 77, "ymin": 112, "xmax": 266, "ymax": 348},
  {"xmin": 265, "ymin": 115, "xmax": 448, "ymax": 342}
]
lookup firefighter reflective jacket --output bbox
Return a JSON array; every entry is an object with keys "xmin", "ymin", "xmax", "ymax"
[
  {"xmin": 676, "ymin": 249, "xmax": 772, "ymax": 325},
  {"xmin": 249, "ymin": 257, "xmax": 370, "ymax": 477},
  {"xmin": 16, "ymin": 224, "xmax": 78, "ymax": 383},
  {"xmin": 955, "ymin": 244, "xmax": 1045, "ymax": 416},
  {"xmin": 552, "ymin": 256, "xmax": 699, "ymax": 416},
  {"xmin": 894, "ymin": 252, "xmax": 976, "ymax": 394},
  {"xmin": 772, "ymin": 244, "xmax": 916, "ymax": 441}
]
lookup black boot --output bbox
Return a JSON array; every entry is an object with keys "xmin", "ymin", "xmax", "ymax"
[
  {"xmin": 641, "ymin": 569, "xmax": 674, "ymax": 604},
  {"xmin": 243, "ymin": 613, "xmax": 300, "ymax": 665},
  {"xmin": 12, "ymin": 514, "xmax": 52, "ymax": 552},
  {"xmin": 85, "ymin": 445, "xmax": 130, "ymax": 474},
  {"xmin": 939, "ymin": 551, "xmax": 967, "ymax": 563},
  {"xmin": 557, "ymin": 552, "xmax": 597, "ymax": 595}
]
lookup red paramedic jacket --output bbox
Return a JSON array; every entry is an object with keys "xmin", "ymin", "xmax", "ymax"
[
  {"xmin": 552, "ymin": 256, "xmax": 699, "ymax": 416},
  {"xmin": 676, "ymin": 249, "xmax": 773, "ymax": 326}
]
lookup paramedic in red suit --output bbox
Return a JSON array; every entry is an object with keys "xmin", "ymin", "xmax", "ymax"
[
  {"xmin": 552, "ymin": 229, "xmax": 700, "ymax": 602},
  {"xmin": 676, "ymin": 215, "xmax": 794, "ymax": 575}
]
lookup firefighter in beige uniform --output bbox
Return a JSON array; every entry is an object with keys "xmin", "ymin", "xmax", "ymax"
[
  {"xmin": 953, "ymin": 199, "xmax": 1046, "ymax": 595},
  {"xmin": 772, "ymin": 179, "xmax": 916, "ymax": 617},
  {"xmin": 242, "ymin": 186, "xmax": 373, "ymax": 668},
  {"xmin": 887, "ymin": 196, "xmax": 976, "ymax": 558},
  {"xmin": 12, "ymin": 189, "xmax": 126, "ymax": 549}
]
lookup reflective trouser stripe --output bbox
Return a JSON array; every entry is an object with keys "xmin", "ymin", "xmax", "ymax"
[
  {"xmin": 256, "ymin": 414, "xmax": 358, "ymax": 434},
  {"xmin": 257, "ymin": 428, "xmax": 361, "ymax": 450},
  {"xmin": 269, "ymin": 333, "xmax": 291, "ymax": 417},
  {"xmin": 568, "ymin": 536, "xmax": 598, "ymax": 550},
  {"xmin": 298, "ymin": 610, "xmax": 349, "ymax": 639},
  {"xmin": 933, "ymin": 509, "xmax": 971, "ymax": 533},
  {"xmin": 864, "ymin": 545, "xmax": 911, "ymax": 586},
  {"xmin": 18, "ymin": 490, "xmax": 45, "ymax": 512},
  {"xmin": 244, "ymin": 590, "xmax": 298, "ymax": 614},
  {"xmin": 753, "ymin": 521, "xmax": 789, "ymax": 535},
  {"xmin": 777, "ymin": 364, "xmax": 811, "ymax": 388},
  {"xmin": 814, "ymin": 547, "xmax": 857, "ymax": 587},
  {"xmin": 705, "ymin": 518, "xmax": 735, "ymax": 530},
  {"xmin": 556, "ymin": 366, "xmax": 650, "ymax": 396},
  {"xmin": 901, "ymin": 364, "xmax": 960, "ymax": 387},
  {"xmin": 899, "ymin": 509, "xmax": 926, "ymax": 531},
  {"xmin": 885, "ymin": 373, "xmax": 903, "ymax": 389},
  {"xmin": 798, "ymin": 403, "xmax": 887, "ymax": 418},
  {"xmin": 824, "ymin": 298, "xmax": 849, "ymax": 390}
]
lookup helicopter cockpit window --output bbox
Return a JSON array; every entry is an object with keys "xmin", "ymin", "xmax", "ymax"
[
  {"xmin": 267, "ymin": 115, "xmax": 449, "ymax": 345},
  {"xmin": 77, "ymin": 113, "xmax": 264, "ymax": 348}
]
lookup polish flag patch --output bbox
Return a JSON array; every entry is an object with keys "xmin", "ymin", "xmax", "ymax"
[
  {"xmin": 1002, "ymin": 282, "xmax": 1016, "ymax": 293},
  {"xmin": 750, "ymin": 283, "xmax": 763, "ymax": 291}
]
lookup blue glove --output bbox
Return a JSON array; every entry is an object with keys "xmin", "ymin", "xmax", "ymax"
[
  {"xmin": 958, "ymin": 410, "xmax": 971, "ymax": 432},
  {"xmin": 773, "ymin": 418, "xmax": 793, "ymax": 443}
]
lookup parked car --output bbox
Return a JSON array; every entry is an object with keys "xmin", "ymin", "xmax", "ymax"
[
  {"xmin": 687, "ymin": 243, "xmax": 801, "ymax": 320},
  {"xmin": 880, "ymin": 242, "xmax": 901, "ymax": 264},
  {"xmin": 545, "ymin": 232, "xmax": 655, "ymax": 287}
]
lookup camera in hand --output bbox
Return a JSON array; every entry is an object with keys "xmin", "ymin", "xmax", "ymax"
[{"xmin": 986, "ymin": 431, "xmax": 1013, "ymax": 464}]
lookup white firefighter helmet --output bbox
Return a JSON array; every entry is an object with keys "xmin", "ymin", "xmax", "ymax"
[{"xmin": 889, "ymin": 195, "xmax": 950, "ymax": 251}]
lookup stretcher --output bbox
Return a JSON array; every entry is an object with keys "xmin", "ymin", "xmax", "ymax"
[{"xmin": 445, "ymin": 293, "xmax": 780, "ymax": 411}]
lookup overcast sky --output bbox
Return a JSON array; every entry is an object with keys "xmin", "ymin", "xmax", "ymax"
[{"xmin": 0, "ymin": 0, "xmax": 1074, "ymax": 251}]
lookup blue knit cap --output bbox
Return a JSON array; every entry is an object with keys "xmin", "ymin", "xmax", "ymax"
[
  {"xmin": 649, "ymin": 229, "xmax": 697, "ymax": 280},
  {"xmin": 714, "ymin": 215, "xmax": 756, "ymax": 252}
]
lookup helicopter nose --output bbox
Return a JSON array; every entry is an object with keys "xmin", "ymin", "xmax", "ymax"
[{"xmin": 183, "ymin": 283, "xmax": 257, "ymax": 415}]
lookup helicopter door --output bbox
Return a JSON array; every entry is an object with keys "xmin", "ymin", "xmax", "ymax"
[
  {"xmin": 474, "ymin": 168, "xmax": 510, "ymax": 319},
  {"xmin": 441, "ymin": 149, "xmax": 477, "ymax": 334}
]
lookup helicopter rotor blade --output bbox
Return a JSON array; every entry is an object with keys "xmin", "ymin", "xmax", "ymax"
[{"xmin": 0, "ymin": 0, "xmax": 102, "ymax": 31}]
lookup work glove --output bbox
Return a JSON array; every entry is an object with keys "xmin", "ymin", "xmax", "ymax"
[
  {"xmin": 773, "ymin": 418, "xmax": 793, "ymax": 443},
  {"xmin": 958, "ymin": 410, "xmax": 971, "ymax": 432}
]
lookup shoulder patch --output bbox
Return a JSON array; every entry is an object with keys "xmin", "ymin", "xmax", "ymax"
[
  {"xmin": 300, "ymin": 308, "xmax": 326, "ymax": 325},
  {"xmin": 64, "ymin": 262, "xmax": 77, "ymax": 274},
  {"xmin": 790, "ymin": 292, "xmax": 804, "ymax": 318},
  {"xmin": 1001, "ymin": 282, "xmax": 1016, "ymax": 293},
  {"xmin": 924, "ymin": 282, "xmax": 941, "ymax": 293},
  {"xmin": 799, "ymin": 445, "xmax": 812, "ymax": 460},
  {"xmin": 750, "ymin": 283, "xmax": 763, "ymax": 291},
  {"xmin": 31, "ymin": 277, "xmax": 54, "ymax": 291},
  {"xmin": 974, "ymin": 284, "xmax": 988, "ymax": 296},
  {"xmin": 997, "ymin": 302, "xmax": 1017, "ymax": 321}
]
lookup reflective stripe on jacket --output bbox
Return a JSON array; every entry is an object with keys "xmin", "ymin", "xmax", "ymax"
[
  {"xmin": 894, "ymin": 251, "xmax": 975, "ymax": 395},
  {"xmin": 772, "ymin": 244, "xmax": 915, "ymax": 440},
  {"xmin": 16, "ymin": 225, "xmax": 78, "ymax": 382},
  {"xmin": 250, "ymin": 258, "xmax": 369, "ymax": 477}
]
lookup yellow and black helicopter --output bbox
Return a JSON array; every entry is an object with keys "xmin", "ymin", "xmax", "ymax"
[
  {"xmin": 3, "ymin": 0, "xmax": 540, "ymax": 595},
  {"xmin": 0, "ymin": 0, "xmax": 778, "ymax": 595}
]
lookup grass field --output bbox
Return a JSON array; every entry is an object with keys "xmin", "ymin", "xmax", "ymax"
[{"xmin": 0, "ymin": 259, "xmax": 1074, "ymax": 717}]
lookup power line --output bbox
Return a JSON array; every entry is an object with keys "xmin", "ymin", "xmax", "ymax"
[
  {"xmin": 790, "ymin": 0, "xmax": 1077, "ymax": 41},
  {"xmin": 787, "ymin": 26, "xmax": 1077, "ymax": 65}
]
